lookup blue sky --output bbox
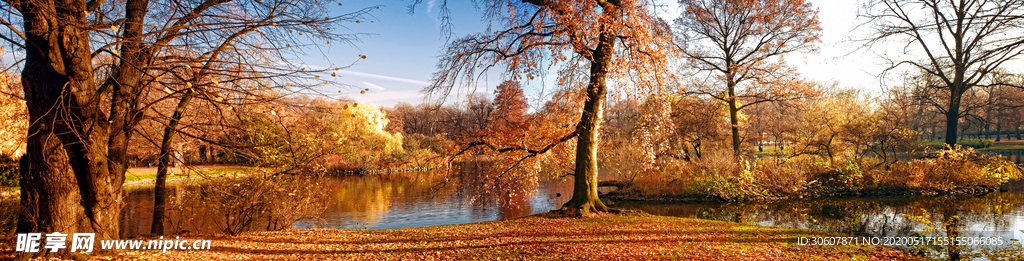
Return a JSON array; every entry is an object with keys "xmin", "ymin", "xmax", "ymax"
[
  {"xmin": 307, "ymin": 0, "xmax": 1024, "ymax": 107},
  {"xmin": 307, "ymin": 0, "xmax": 493, "ymax": 107}
]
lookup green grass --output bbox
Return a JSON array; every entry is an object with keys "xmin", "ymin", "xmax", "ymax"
[
  {"xmin": 917, "ymin": 138, "xmax": 1024, "ymax": 151},
  {"xmin": 979, "ymin": 144, "xmax": 1024, "ymax": 151},
  {"xmin": 920, "ymin": 139, "xmax": 995, "ymax": 149},
  {"xmin": 125, "ymin": 166, "xmax": 260, "ymax": 180},
  {"xmin": 125, "ymin": 173, "xmax": 158, "ymax": 181}
]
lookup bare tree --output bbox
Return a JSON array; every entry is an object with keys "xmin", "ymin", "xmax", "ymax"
[
  {"xmin": 861, "ymin": 0, "xmax": 1024, "ymax": 146},
  {"xmin": 675, "ymin": 0, "xmax": 821, "ymax": 156}
]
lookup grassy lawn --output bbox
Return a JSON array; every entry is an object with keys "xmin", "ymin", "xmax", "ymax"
[
  {"xmin": 918, "ymin": 138, "xmax": 1024, "ymax": 151},
  {"xmin": 981, "ymin": 140, "xmax": 1024, "ymax": 151},
  {"xmin": 980, "ymin": 144, "xmax": 1024, "ymax": 151},
  {"xmin": 124, "ymin": 173, "xmax": 158, "ymax": 181},
  {"xmin": 96, "ymin": 213, "xmax": 918, "ymax": 260},
  {"xmin": 124, "ymin": 165, "xmax": 259, "ymax": 181}
]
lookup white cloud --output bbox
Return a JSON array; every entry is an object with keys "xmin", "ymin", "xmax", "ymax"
[
  {"xmin": 361, "ymin": 81, "xmax": 387, "ymax": 91},
  {"xmin": 336, "ymin": 70, "xmax": 431, "ymax": 86}
]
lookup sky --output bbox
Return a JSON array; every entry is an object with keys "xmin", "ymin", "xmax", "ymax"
[{"xmin": 306, "ymin": 0, "xmax": 957, "ymax": 107}]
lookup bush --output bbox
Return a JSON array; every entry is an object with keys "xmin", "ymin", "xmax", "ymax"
[
  {"xmin": 879, "ymin": 145, "xmax": 1021, "ymax": 190},
  {"xmin": 805, "ymin": 160, "xmax": 864, "ymax": 194},
  {"xmin": 0, "ymin": 155, "xmax": 18, "ymax": 187},
  {"xmin": 614, "ymin": 145, "xmax": 1021, "ymax": 201}
]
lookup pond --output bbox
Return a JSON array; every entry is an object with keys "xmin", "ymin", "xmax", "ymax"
[
  {"xmin": 112, "ymin": 153, "xmax": 1024, "ymax": 259},
  {"xmin": 119, "ymin": 162, "xmax": 578, "ymax": 237}
]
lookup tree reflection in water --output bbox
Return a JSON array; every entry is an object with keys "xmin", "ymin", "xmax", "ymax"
[
  {"xmin": 33, "ymin": 159, "xmax": 1024, "ymax": 260},
  {"xmin": 617, "ymin": 191, "xmax": 1024, "ymax": 260},
  {"xmin": 108, "ymin": 162, "xmax": 564, "ymax": 237}
]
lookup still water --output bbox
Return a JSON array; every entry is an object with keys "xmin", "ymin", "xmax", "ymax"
[{"xmin": 115, "ymin": 153, "xmax": 1024, "ymax": 259}]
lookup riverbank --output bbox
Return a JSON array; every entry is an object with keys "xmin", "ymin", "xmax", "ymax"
[
  {"xmin": 602, "ymin": 183, "xmax": 1003, "ymax": 203},
  {"xmin": 0, "ymin": 165, "xmax": 261, "ymax": 201},
  {"xmin": 607, "ymin": 145, "xmax": 1022, "ymax": 203},
  {"xmin": 24, "ymin": 212, "xmax": 918, "ymax": 260}
]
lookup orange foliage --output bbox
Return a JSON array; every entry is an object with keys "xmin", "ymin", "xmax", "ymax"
[{"xmin": 98, "ymin": 214, "xmax": 920, "ymax": 260}]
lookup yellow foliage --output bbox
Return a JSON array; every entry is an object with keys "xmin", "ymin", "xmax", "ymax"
[
  {"xmin": 329, "ymin": 102, "xmax": 403, "ymax": 155},
  {"xmin": 0, "ymin": 70, "xmax": 26, "ymax": 158}
]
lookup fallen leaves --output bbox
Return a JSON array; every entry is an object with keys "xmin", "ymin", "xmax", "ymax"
[{"xmin": 84, "ymin": 214, "xmax": 921, "ymax": 260}]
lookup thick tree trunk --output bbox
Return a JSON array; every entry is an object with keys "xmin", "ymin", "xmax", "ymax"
[
  {"xmin": 16, "ymin": 0, "xmax": 123, "ymax": 258},
  {"xmin": 152, "ymin": 89, "xmax": 194, "ymax": 235},
  {"xmin": 561, "ymin": 27, "xmax": 615, "ymax": 216}
]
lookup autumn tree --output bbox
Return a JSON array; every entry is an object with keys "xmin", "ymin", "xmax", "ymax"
[
  {"xmin": 669, "ymin": 95, "xmax": 731, "ymax": 159},
  {"xmin": 238, "ymin": 97, "xmax": 403, "ymax": 172},
  {"xmin": 0, "ymin": 64, "xmax": 24, "ymax": 159},
  {"xmin": 861, "ymin": 0, "xmax": 1024, "ymax": 146},
  {"xmin": 492, "ymin": 80, "xmax": 529, "ymax": 127},
  {"xmin": 0, "ymin": 0, "xmax": 373, "ymax": 256},
  {"xmin": 790, "ymin": 87, "xmax": 871, "ymax": 161},
  {"xmin": 675, "ymin": 0, "xmax": 821, "ymax": 156},
  {"xmin": 459, "ymin": 93, "xmax": 496, "ymax": 137},
  {"xmin": 632, "ymin": 93, "xmax": 730, "ymax": 163},
  {"xmin": 745, "ymin": 101, "xmax": 801, "ymax": 153},
  {"xmin": 424, "ymin": 0, "xmax": 671, "ymax": 215},
  {"xmin": 146, "ymin": 0, "xmax": 374, "ymax": 232}
]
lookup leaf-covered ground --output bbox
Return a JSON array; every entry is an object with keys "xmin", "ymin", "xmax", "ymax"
[{"xmin": 24, "ymin": 213, "xmax": 921, "ymax": 260}]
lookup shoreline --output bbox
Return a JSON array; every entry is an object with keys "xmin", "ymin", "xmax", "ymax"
[
  {"xmin": 0, "ymin": 169, "xmax": 263, "ymax": 201},
  {"xmin": 601, "ymin": 184, "xmax": 1002, "ymax": 204}
]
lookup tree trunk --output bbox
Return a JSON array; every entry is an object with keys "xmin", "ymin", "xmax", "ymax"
[
  {"xmin": 996, "ymin": 123, "xmax": 1002, "ymax": 142},
  {"xmin": 1011, "ymin": 123, "xmax": 1019, "ymax": 140},
  {"xmin": 944, "ymin": 92, "xmax": 962, "ymax": 146},
  {"xmin": 152, "ymin": 88, "xmax": 194, "ymax": 235},
  {"xmin": 728, "ymin": 98, "xmax": 741, "ymax": 156},
  {"xmin": 561, "ymin": 26, "xmax": 615, "ymax": 216},
  {"xmin": 17, "ymin": 1, "xmax": 123, "ymax": 258},
  {"xmin": 725, "ymin": 73, "xmax": 742, "ymax": 156}
]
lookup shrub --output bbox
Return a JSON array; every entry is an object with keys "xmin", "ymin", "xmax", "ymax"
[
  {"xmin": 0, "ymin": 155, "xmax": 18, "ymax": 187},
  {"xmin": 879, "ymin": 145, "xmax": 1020, "ymax": 190},
  {"xmin": 687, "ymin": 167, "xmax": 770, "ymax": 201},
  {"xmin": 806, "ymin": 160, "xmax": 864, "ymax": 194}
]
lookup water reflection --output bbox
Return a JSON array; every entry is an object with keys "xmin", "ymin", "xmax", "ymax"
[
  {"xmin": 67, "ymin": 155, "xmax": 1024, "ymax": 259},
  {"xmin": 615, "ymin": 186, "xmax": 1024, "ymax": 259},
  {"xmin": 117, "ymin": 163, "xmax": 574, "ymax": 237},
  {"xmin": 311, "ymin": 162, "xmax": 569, "ymax": 230},
  {"xmin": 990, "ymin": 150, "xmax": 1024, "ymax": 166}
]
